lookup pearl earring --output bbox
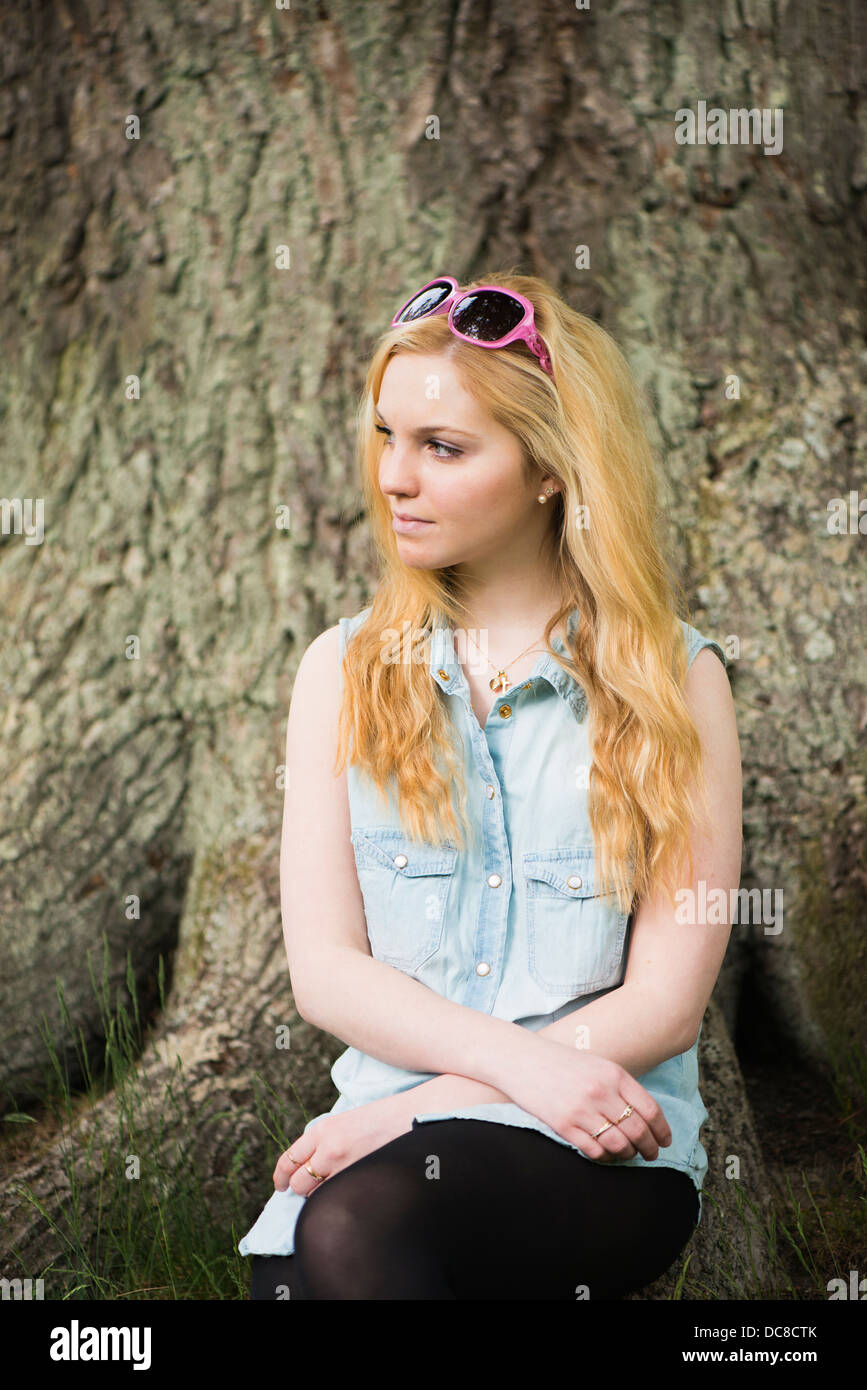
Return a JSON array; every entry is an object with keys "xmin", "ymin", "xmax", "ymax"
[{"xmin": 537, "ymin": 487, "xmax": 555, "ymax": 503}]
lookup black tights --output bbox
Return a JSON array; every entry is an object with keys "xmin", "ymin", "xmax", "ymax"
[{"xmin": 249, "ymin": 1118, "xmax": 699, "ymax": 1300}]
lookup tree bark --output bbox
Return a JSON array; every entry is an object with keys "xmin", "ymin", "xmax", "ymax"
[{"xmin": 3, "ymin": 0, "xmax": 865, "ymax": 1296}]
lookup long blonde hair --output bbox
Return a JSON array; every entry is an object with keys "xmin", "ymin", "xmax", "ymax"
[{"xmin": 335, "ymin": 270, "xmax": 715, "ymax": 914}]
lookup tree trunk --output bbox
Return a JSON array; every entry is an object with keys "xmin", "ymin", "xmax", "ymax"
[{"xmin": 2, "ymin": 0, "xmax": 865, "ymax": 1297}]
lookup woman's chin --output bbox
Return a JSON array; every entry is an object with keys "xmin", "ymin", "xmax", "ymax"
[
  {"xmin": 398, "ymin": 553, "xmax": 441, "ymax": 570},
  {"xmin": 395, "ymin": 536, "xmax": 447, "ymax": 566}
]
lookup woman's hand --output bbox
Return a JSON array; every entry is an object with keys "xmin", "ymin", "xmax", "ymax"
[
  {"xmin": 273, "ymin": 1092, "xmax": 414, "ymax": 1197},
  {"xmin": 505, "ymin": 1035, "xmax": 673, "ymax": 1163}
]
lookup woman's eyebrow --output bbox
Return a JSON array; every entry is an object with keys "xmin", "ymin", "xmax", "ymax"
[{"xmin": 374, "ymin": 409, "xmax": 480, "ymax": 440}]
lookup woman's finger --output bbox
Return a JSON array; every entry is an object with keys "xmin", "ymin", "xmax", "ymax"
[
  {"xmin": 287, "ymin": 1150, "xmax": 328, "ymax": 1196},
  {"xmin": 574, "ymin": 1083, "xmax": 672, "ymax": 1163},
  {"xmin": 618, "ymin": 1077, "xmax": 673, "ymax": 1150},
  {"xmin": 273, "ymin": 1133, "xmax": 317, "ymax": 1191},
  {"xmin": 613, "ymin": 1105, "xmax": 667, "ymax": 1162},
  {"xmin": 583, "ymin": 1113, "xmax": 639, "ymax": 1161}
]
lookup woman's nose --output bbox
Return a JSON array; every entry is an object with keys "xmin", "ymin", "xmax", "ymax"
[{"xmin": 380, "ymin": 444, "xmax": 419, "ymax": 495}]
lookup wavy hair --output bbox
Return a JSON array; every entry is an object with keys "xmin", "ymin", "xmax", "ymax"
[{"xmin": 334, "ymin": 270, "xmax": 716, "ymax": 915}]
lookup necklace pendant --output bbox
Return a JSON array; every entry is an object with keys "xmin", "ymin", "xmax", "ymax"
[{"xmin": 490, "ymin": 671, "xmax": 508, "ymax": 693}]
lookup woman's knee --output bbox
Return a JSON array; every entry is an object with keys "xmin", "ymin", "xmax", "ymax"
[
  {"xmin": 291, "ymin": 1160, "xmax": 435, "ymax": 1297},
  {"xmin": 294, "ymin": 1182, "xmax": 365, "ymax": 1264}
]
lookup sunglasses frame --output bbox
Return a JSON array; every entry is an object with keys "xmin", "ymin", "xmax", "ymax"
[{"xmin": 391, "ymin": 275, "xmax": 554, "ymax": 377}]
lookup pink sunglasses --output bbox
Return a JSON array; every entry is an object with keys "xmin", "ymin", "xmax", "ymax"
[{"xmin": 391, "ymin": 275, "xmax": 554, "ymax": 377}]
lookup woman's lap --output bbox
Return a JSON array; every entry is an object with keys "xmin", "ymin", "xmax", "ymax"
[{"xmin": 249, "ymin": 1117, "xmax": 699, "ymax": 1300}]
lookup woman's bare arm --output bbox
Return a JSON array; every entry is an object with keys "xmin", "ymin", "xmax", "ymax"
[
  {"xmin": 384, "ymin": 645, "xmax": 742, "ymax": 1121},
  {"xmin": 538, "ymin": 646, "xmax": 741, "ymax": 1056},
  {"xmin": 282, "ymin": 625, "xmax": 543, "ymax": 1092},
  {"xmin": 285, "ymin": 632, "xmax": 737, "ymax": 1110}
]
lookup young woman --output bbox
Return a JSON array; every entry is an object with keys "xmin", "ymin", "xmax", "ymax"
[{"xmin": 239, "ymin": 273, "xmax": 742, "ymax": 1300}]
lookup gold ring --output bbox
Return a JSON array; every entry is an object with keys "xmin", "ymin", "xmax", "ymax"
[
  {"xmin": 591, "ymin": 1119, "xmax": 614, "ymax": 1138},
  {"xmin": 305, "ymin": 1161, "xmax": 326, "ymax": 1181},
  {"xmin": 615, "ymin": 1105, "xmax": 634, "ymax": 1123}
]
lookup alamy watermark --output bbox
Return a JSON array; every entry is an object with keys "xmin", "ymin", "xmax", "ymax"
[
  {"xmin": 49, "ymin": 1320, "xmax": 151, "ymax": 1370},
  {"xmin": 675, "ymin": 100, "xmax": 783, "ymax": 156},
  {"xmin": 0, "ymin": 497, "xmax": 44, "ymax": 545},
  {"xmin": 1, "ymin": 1275, "xmax": 44, "ymax": 1299},
  {"xmin": 675, "ymin": 881, "xmax": 783, "ymax": 935}
]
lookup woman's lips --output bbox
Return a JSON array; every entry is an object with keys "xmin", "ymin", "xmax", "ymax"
[{"xmin": 392, "ymin": 514, "xmax": 434, "ymax": 533}]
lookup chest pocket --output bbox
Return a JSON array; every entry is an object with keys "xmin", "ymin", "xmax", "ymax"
[
  {"xmin": 524, "ymin": 847, "xmax": 628, "ymax": 997},
  {"xmin": 350, "ymin": 827, "xmax": 458, "ymax": 973}
]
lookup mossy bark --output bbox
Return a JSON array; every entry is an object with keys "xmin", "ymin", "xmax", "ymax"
[{"xmin": 2, "ymin": 0, "xmax": 864, "ymax": 1298}]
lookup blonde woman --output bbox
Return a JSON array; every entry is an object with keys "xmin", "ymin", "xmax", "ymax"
[{"xmin": 239, "ymin": 273, "xmax": 742, "ymax": 1300}]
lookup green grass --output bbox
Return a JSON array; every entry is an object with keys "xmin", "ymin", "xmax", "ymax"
[
  {"xmin": 0, "ymin": 939, "xmax": 305, "ymax": 1300},
  {"xmin": 670, "ymin": 1143, "xmax": 867, "ymax": 1301},
  {"xmin": 673, "ymin": 1034, "xmax": 867, "ymax": 1300},
  {"xmin": 2, "ymin": 944, "xmax": 865, "ymax": 1299}
]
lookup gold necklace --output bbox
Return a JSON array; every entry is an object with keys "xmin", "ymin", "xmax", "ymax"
[{"xmin": 463, "ymin": 627, "xmax": 550, "ymax": 693}]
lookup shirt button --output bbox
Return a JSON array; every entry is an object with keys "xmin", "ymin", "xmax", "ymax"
[
  {"xmin": 437, "ymin": 669, "xmax": 450, "ymax": 681},
  {"xmin": 486, "ymin": 785, "xmax": 495, "ymax": 799},
  {"xmin": 567, "ymin": 874, "xmax": 583, "ymax": 889},
  {"xmin": 487, "ymin": 873, "xmax": 502, "ymax": 888},
  {"xmin": 475, "ymin": 961, "xmax": 491, "ymax": 976},
  {"xmin": 498, "ymin": 704, "xmax": 512, "ymax": 718},
  {"xmin": 393, "ymin": 853, "xmax": 408, "ymax": 869}
]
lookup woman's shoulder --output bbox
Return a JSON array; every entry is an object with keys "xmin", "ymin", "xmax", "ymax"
[
  {"xmin": 678, "ymin": 618, "xmax": 727, "ymax": 673},
  {"xmin": 676, "ymin": 619, "xmax": 737, "ymax": 750},
  {"xmin": 290, "ymin": 609, "xmax": 377, "ymax": 712},
  {"xmin": 294, "ymin": 607, "xmax": 374, "ymax": 678},
  {"xmin": 337, "ymin": 604, "xmax": 375, "ymax": 656}
]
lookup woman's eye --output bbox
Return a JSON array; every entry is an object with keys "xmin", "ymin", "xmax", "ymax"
[{"xmin": 374, "ymin": 424, "xmax": 461, "ymax": 460}]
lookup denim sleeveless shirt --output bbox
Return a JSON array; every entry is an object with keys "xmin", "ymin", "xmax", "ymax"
[{"xmin": 239, "ymin": 607, "xmax": 727, "ymax": 1257}]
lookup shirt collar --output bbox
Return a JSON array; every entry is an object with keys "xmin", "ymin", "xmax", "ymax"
[{"xmin": 429, "ymin": 606, "xmax": 587, "ymax": 721}]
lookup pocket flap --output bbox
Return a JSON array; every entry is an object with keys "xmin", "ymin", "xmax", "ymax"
[
  {"xmin": 523, "ymin": 848, "xmax": 597, "ymax": 897},
  {"xmin": 351, "ymin": 828, "xmax": 457, "ymax": 877}
]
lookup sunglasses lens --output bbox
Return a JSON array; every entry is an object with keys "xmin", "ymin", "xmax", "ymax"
[
  {"xmin": 451, "ymin": 290, "xmax": 524, "ymax": 341},
  {"xmin": 394, "ymin": 280, "xmax": 454, "ymax": 322}
]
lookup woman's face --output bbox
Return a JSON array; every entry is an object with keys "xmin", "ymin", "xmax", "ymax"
[{"xmin": 375, "ymin": 352, "xmax": 556, "ymax": 572}]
